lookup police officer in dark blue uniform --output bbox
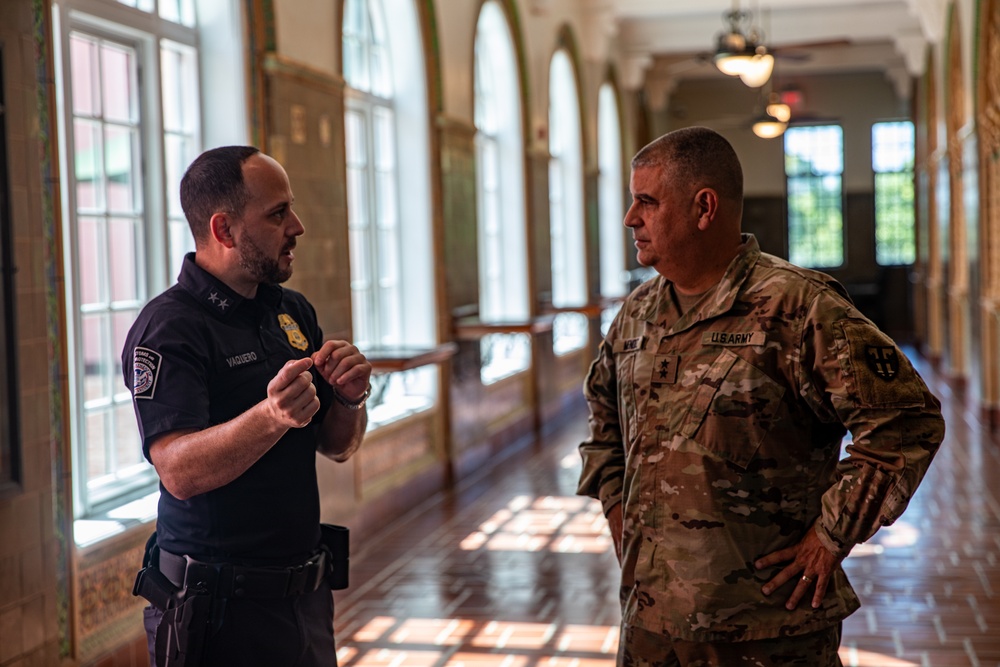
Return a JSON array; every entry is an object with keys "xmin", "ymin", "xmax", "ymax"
[{"xmin": 124, "ymin": 145, "xmax": 371, "ymax": 666}]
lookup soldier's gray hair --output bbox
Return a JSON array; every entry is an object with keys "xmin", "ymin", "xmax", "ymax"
[{"xmin": 632, "ymin": 127, "xmax": 744, "ymax": 202}]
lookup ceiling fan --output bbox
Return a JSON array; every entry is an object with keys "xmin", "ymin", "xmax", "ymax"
[
  {"xmin": 712, "ymin": 7, "xmax": 776, "ymax": 87},
  {"xmin": 707, "ymin": 3, "xmax": 846, "ymax": 88}
]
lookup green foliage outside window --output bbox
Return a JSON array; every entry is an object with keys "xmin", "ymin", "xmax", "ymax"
[
  {"xmin": 873, "ymin": 122, "xmax": 916, "ymax": 266},
  {"xmin": 785, "ymin": 127, "xmax": 844, "ymax": 268}
]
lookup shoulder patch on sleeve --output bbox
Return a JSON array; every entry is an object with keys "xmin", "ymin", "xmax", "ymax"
[
  {"xmin": 839, "ymin": 320, "xmax": 924, "ymax": 408},
  {"xmin": 133, "ymin": 347, "xmax": 162, "ymax": 400}
]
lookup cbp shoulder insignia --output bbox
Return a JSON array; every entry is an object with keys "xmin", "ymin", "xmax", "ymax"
[
  {"xmin": 278, "ymin": 313, "xmax": 309, "ymax": 351},
  {"xmin": 866, "ymin": 345, "xmax": 899, "ymax": 381},
  {"xmin": 133, "ymin": 347, "xmax": 162, "ymax": 400}
]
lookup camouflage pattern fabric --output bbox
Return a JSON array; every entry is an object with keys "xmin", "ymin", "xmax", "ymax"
[
  {"xmin": 578, "ymin": 235, "xmax": 944, "ymax": 643},
  {"xmin": 618, "ymin": 622, "xmax": 843, "ymax": 667}
]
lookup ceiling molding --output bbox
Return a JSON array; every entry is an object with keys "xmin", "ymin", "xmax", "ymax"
[{"xmin": 577, "ymin": 0, "xmax": 950, "ymax": 94}]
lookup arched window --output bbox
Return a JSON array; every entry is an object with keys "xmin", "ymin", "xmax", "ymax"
[
  {"xmin": 475, "ymin": 1, "xmax": 530, "ymax": 383},
  {"xmin": 343, "ymin": 0, "xmax": 437, "ymax": 426},
  {"xmin": 597, "ymin": 81, "xmax": 626, "ymax": 334},
  {"xmin": 548, "ymin": 49, "xmax": 588, "ymax": 354},
  {"xmin": 53, "ymin": 0, "xmax": 245, "ymax": 538}
]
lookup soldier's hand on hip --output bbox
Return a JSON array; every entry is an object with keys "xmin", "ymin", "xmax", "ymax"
[
  {"xmin": 755, "ymin": 525, "xmax": 839, "ymax": 611},
  {"xmin": 266, "ymin": 357, "xmax": 321, "ymax": 428}
]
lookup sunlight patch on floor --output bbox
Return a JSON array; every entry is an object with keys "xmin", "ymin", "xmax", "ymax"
[
  {"xmin": 839, "ymin": 646, "xmax": 920, "ymax": 666},
  {"xmin": 341, "ymin": 617, "xmax": 618, "ymax": 667},
  {"xmin": 460, "ymin": 495, "xmax": 610, "ymax": 554}
]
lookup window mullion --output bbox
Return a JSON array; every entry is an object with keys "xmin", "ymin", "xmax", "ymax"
[{"xmin": 365, "ymin": 100, "xmax": 381, "ymax": 345}]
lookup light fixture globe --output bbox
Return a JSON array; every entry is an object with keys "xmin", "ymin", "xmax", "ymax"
[
  {"xmin": 712, "ymin": 8, "xmax": 774, "ymax": 87},
  {"xmin": 766, "ymin": 92, "xmax": 791, "ymax": 122},
  {"xmin": 738, "ymin": 48, "xmax": 774, "ymax": 87},
  {"xmin": 714, "ymin": 39, "xmax": 754, "ymax": 75},
  {"xmin": 713, "ymin": 9, "xmax": 755, "ymax": 76},
  {"xmin": 752, "ymin": 116, "xmax": 787, "ymax": 139}
]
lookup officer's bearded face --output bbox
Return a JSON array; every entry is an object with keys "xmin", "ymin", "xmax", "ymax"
[{"xmin": 235, "ymin": 226, "xmax": 294, "ymax": 285}]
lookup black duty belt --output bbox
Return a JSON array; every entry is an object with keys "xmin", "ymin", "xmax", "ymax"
[{"xmin": 158, "ymin": 548, "xmax": 328, "ymax": 599}]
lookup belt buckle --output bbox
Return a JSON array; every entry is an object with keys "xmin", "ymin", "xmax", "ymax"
[{"xmin": 285, "ymin": 552, "xmax": 324, "ymax": 596}]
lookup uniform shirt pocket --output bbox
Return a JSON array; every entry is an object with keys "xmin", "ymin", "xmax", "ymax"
[{"xmin": 678, "ymin": 349, "xmax": 785, "ymax": 469}]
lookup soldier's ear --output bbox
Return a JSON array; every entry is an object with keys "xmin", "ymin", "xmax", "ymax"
[
  {"xmin": 209, "ymin": 212, "xmax": 237, "ymax": 248},
  {"xmin": 694, "ymin": 188, "xmax": 719, "ymax": 231}
]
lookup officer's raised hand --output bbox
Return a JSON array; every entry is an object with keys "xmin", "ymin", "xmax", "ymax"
[
  {"xmin": 310, "ymin": 340, "xmax": 370, "ymax": 461},
  {"xmin": 311, "ymin": 340, "xmax": 372, "ymax": 405},
  {"xmin": 266, "ymin": 357, "xmax": 321, "ymax": 428}
]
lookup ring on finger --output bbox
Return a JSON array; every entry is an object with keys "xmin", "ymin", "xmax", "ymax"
[{"xmin": 801, "ymin": 575, "xmax": 812, "ymax": 583}]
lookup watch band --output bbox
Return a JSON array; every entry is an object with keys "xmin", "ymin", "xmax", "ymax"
[{"xmin": 332, "ymin": 384, "xmax": 371, "ymax": 410}]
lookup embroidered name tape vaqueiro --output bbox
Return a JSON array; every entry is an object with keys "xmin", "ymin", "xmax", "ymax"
[
  {"xmin": 133, "ymin": 347, "xmax": 162, "ymax": 400},
  {"xmin": 702, "ymin": 331, "xmax": 767, "ymax": 347},
  {"xmin": 226, "ymin": 351, "xmax": 259, "ymax": 368},
  {"xmin": 278, "ymin": 313, "xmax": 309, "ymax": 351}
]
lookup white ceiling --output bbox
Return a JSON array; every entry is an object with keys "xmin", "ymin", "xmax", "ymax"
[{"xmin": 561, "ymin": 0, "xmax": 950, "ymax": 99}]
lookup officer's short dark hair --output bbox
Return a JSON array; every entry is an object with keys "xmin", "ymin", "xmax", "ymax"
[
  {"xmin": 180, "ymin": 145, "xmax": 261, "ymax": 244},
  {"xmin": 632, "ymin": 127, "xmax": 744, "ymax": 202}
]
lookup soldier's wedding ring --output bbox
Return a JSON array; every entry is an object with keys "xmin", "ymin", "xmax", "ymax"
[{"xmin": 801, "ymin": 575, "xmax": 812, "ymax": 583}]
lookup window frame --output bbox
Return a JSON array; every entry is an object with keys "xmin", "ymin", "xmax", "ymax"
[
  {"xmin": 474, "ymin": 0, "xmax": 532, "ymax": 384},
  {"xmin": 872, "ymin": 120, "xmax": 916, "ymax": 266},
  {"xmin": 52, "ymin": 0, "xmax": 214, "ymax": 523},
  {"xmin": 547, "ymin": 48, "xmax": 588, "ymax": 355},
  {"xmin": 343, "ymin": 0, "xmax": 439, "ymax": 426},
  {"xmin": 597, "ymin": 81, "xmax": 627, "ymax": 301},
  {"xmin": 0, "ymin": 46, "xmax": 22, "ymax": 494},
  {"xmin": 784, "ymin": 124, "xmax": 845, "ymax": 269},
  {"xmin": 344, "ymin": 95, "xmax": 403, "ymax": 350}
]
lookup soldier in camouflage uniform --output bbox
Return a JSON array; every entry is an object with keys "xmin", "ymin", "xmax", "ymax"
[{"xmin": 578, "ymin": 127, "xmax": 945, "ymax": 666}]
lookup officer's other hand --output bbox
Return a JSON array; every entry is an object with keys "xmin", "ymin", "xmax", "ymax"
[
  {"xmin": 311, "ymin": 340, "xmax": 373, "ymax": 403},
  {"xmin": 266, "ymin": 357, "xmax": 320, "ymax": 428},
  {"xmin": 754, "ymin": 524, "xmax": 839, "ymax": 611}
]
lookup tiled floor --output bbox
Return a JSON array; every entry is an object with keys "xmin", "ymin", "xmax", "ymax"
[{"xmin": 332, "ymin": 353, "xmax": 1000, "ymax": 667}]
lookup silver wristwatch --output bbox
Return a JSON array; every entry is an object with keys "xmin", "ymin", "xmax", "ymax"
[{"xmin": 332, "ymin": 384, "xmax": 371, "ymax": 410}]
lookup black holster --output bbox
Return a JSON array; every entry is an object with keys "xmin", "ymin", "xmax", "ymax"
[
  {"xmin": 320, "ymin": 524, "xmax": 350, "ymax": 590},
  {"xmin": 133, "ymin": 532, "xmax": 213, "ymax": 667},
  {"xmin": 153, "ymin": 584, "xmax": 213, "ymax": 667}
]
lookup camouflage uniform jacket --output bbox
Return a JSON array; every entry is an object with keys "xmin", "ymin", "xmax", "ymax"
[{"xmin": 578, "ymin": 235, "xmax": 944, "ymax": 642}]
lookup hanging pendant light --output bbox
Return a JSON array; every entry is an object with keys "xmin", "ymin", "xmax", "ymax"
[
  {"xmin": 738, "ymin": 47, "xmax": 774, "ymax": 87},
  {"xmin": 713, "ymin": 9, "xmax": 756, "ymax": 76},
  {"xmin": 765, "ymin": 91, "xmax": 791, "ymax": 122},
  {"xmin": 751, "ymin": 83, "xmax": 788, "ymax": 139},
  {"xmin": 713, "ymin": 7, "xmax": 773, "ymax": 88},
  {"xmin": 752, "ymin": 115, "xmax": 787, "ymax": 139}
]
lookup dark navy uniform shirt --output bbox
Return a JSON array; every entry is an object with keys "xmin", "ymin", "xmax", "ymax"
[{"xmin": 123, "ymin": 253, "xmax": 334, "ymax": 566}]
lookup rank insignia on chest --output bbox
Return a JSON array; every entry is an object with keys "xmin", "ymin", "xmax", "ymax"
[
  {"xmin": 278, "ymin": 313, "xmax": 309, "ymax": 351},
  {"xmin": 651, "ymin": 354, "xmax": 679, "ymax": 385},
  {"xmin": 866, "ymin": 345, "xmax": 899, "ymax": 380}
]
